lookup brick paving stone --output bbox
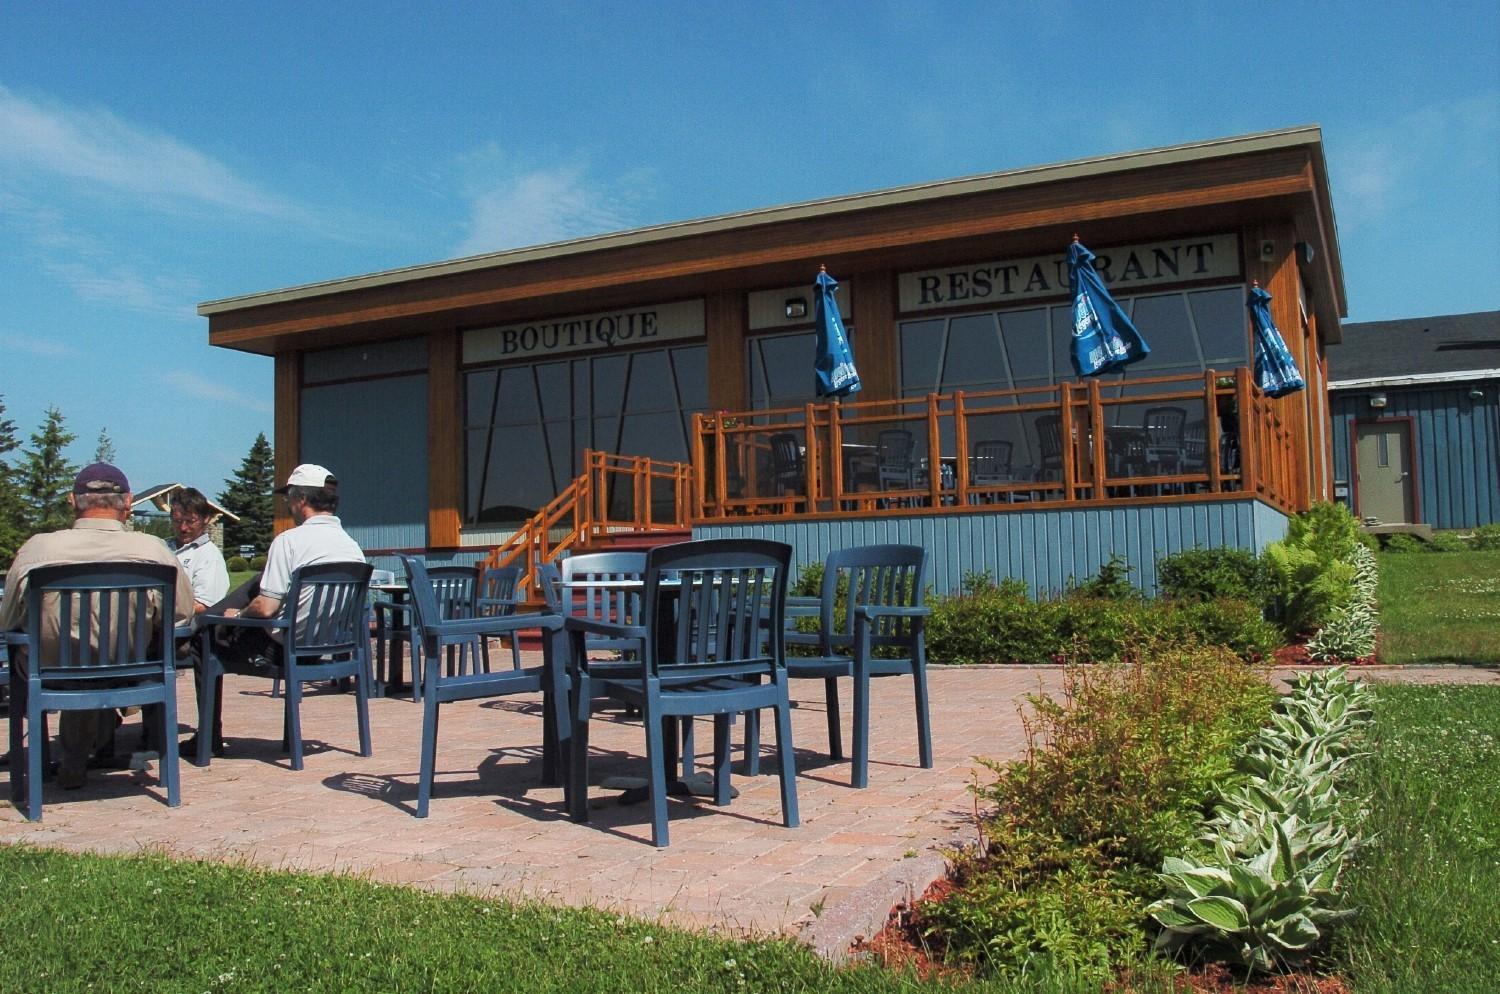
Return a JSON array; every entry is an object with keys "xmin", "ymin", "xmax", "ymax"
[{"xmin": 8, "ymin": 661, "xmax": 1484, "ymax": 939}]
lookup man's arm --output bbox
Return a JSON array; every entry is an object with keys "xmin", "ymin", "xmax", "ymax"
[{"xmin": 228, "ymin": 592, "xmax": 284, "ymax": 620}]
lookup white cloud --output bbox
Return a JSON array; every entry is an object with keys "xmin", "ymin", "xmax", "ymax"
[
  {"xmin": 452, "ymin": 152, "xmax": 654, "ymax": 257},
  {"xmin": 158, "ymin": 370, "xmax": 272, "ymax": 414},
  {"xmin": 0, "ymin": 83, "xmax": 298, "ymax": 219},
  {"xmin": 0, "ymin": 332, "xmax": 81, "ymax": 359}
]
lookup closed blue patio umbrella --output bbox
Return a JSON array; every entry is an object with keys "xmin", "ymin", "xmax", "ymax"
[
  {"xmin": 813, "ymin": 266, "xmax": 861, "ymax": 398},
  {"xmin": 1067, "ymin": 236, "xmax": 1150, "ymax": 377},
  {"xmin": 1248, "ymin": 282, "xmax": 1305, "ymax": 397}
]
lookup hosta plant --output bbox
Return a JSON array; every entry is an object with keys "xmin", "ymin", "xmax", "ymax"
[{"xmin": 1308, "ymin": 544, "xmax": 1379, "ymax": 662}]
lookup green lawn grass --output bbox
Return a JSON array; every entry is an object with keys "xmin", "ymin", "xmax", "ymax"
[
  {"xmin": 1376, "ymin": 550, "xmax": 1500, "ymax": 664},
  {"xmin": 227, "ymin": 569, "xmax": 257, "ymax": 591},
  {"xmin": 1337, "ymin": 685, "xmax": 1500, "ymax": 993},
  {"xmin": 0, "ymin": 845, "xmax": 1182, "ymax": 994}
]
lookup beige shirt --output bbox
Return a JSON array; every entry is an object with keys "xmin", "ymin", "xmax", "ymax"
[{"xmin": 0, "ymin": 518, "xmax": 195, "ymax": 661}]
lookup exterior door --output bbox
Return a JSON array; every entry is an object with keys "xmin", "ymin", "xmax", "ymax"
[{"xmin": 1354, "ymin": 421, "xmax": 1415, "ymax": 524}]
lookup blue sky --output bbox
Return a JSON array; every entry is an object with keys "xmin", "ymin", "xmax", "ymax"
[{"xmin": 2, "ymin": 2, "xmax": 1496, "ymax": 492}]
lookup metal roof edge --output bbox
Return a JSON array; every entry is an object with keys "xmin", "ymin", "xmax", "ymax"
[
  {"xmin": 199, "ymin": 125, "xmax": 1325, "ymax": 316},
  {"xmin": 1329, "ymin": 369, "xmax": 1500, "ymax": 390}
]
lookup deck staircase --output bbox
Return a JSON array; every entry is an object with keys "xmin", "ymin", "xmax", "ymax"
[{"xmin": 479, "ymin": 450, "xmax": 693, "ymax": 607}]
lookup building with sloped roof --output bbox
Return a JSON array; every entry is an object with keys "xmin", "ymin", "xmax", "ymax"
[{"xmin": 1326, "ymin": 311, "xmax": 1499, "ymax": 530}]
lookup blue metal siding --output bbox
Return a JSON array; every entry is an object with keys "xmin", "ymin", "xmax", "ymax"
[
  {"xmin": 301, "ymin": 375, "xmax": 429, "ymax": 551},
  {"xmin": 695, "ymin": 498, "xmax": 1286, "ymax": 597},
  {"xmin": 1331, "ymin": 379, "xmax": 1500, "ymax": 529}
]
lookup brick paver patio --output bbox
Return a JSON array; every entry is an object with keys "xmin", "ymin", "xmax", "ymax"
[
  {"xmin": 0, "ymin": 660, "xmax": 1066, "ymax": 936},
  {"xmin": 3, "ymin": 661, "xmax": 1493, "ymax": 943}
]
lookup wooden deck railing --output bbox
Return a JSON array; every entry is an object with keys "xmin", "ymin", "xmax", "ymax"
[
  {"xmin": 691, "ymin": 367, "xmax": 1300, "ymax": 521},
  {"xmin": 479, "ymin": 450, "xmax": 692, "ymax": 594}
]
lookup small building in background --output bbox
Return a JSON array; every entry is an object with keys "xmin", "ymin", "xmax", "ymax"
[{"xmin": 1326, "ymin": 311, "xmax": 1499, "ymax": 531}]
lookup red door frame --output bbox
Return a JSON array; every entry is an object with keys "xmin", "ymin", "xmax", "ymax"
[{"xmin": 1349, "ymin": 415, "xmax": 1421, "ymax": 523}]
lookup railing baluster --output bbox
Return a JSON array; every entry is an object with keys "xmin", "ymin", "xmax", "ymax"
[
  {"xmin": 927, "ymin": 393, "xmax": 941, "ymax": 507},
  {"xmin": 953, "ymin": 390, "xmax": 969, "ymax": 505},
  {"xmin": 1059, "ymin": 382, "xmax": 1075, "ymax": 501},
  {"xmin": 1205, "ymin": 369, "xmax": 1222, "ymax": 493},
  {"xmin": 1088, "ymin": 378, "xmax": 1105, "ymax": 498}
]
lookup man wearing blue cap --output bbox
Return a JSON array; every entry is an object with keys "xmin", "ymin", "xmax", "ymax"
[{"xmin": 0, "ymin": 463, "xmax": 194, "ymax": 788}]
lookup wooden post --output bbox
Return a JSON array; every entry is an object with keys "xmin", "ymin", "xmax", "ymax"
[
  {"xmin": 1088, "ymin": 378, "xmax": 1105, "ymax": 497},
  {"xmin": 1205, "ymin": 370, "xmax": 1222, "ymax": 493},
  {"xmin": 927, "ymin": 393, "xmax": 942, "ymax": 507},
  {"xmin": 1234, "ymin": 368, "xmax": 1257, "ymax": 497},
  {"xmin": 953, "ymin": 391, "xmax": 970, "ymax": 505},
  {"xmin": 639, "ymin": 455, "xmax": 651, "ymax": 529},
  {"xmin": 803, "ymin": 403, "xmax": 819, "ymax": 510},
  {"xmin": 829, "ymin": 401, "xmax": 845, "ymax": 507},
  {"xmin": 1059, "ymin": 382, "xmax": 1075, "ymax": 501}
]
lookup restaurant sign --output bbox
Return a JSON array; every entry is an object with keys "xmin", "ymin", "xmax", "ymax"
[
  {"xmin": 463, "ymin": 298, "xmax": 705, "ymax": 364},
  {"xmin": 898, "ymin": 234, "xmax": 1241, "ymax": 313}
]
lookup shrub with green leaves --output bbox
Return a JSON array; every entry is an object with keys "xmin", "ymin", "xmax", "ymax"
[
  {"xmin": 1264, "ymin": 502, "xmax": 1365, "ymax": 637},
  {"xmin": 1307, "ymin": 543, "xmax": 1379, "ymax": 662},
  {"xmin": 250, "ymin": 554, "xmax": 267, "ymax": 571},
  {"xmin": 226, "ymin": 555, "xmax": 249, "ymax": 572},
  {"xmin": 1068, "ymin": 554, "xmax": 1140, "ymax": 601},
  {"xmin": 1382, "ymin": 532, "xmax": 1422, "ymax": 553},
  {"xmin": 1473, "ymin": 522, "xmax": 1500, "ymax": 550},
  {"xmin": 1148, "ymin": 667, "xmax": 1374, "ymax": 975},
  {"xmin": 1426, "ymin": 530, "xmax": 1469, "ymax": 553},
  {"xmin": 1157, "ymin": 547, "xmax": 1272, "ymax": 605},
  {"xmin": 921, "ymin": 646, "xmax": 1276, "ymax": 977}
]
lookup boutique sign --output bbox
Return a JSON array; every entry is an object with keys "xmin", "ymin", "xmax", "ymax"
[
  {"xmin": 463, "ymin": 298, "xmax": 705, "ymax": 363},
  {"xmin": 898, "ymin": 234, "xmax": 1240, "ymax": 313}
]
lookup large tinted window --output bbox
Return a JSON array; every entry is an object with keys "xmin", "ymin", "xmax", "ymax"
[
  {"xmin": 464, "ymin": 345, "xmax": 707, "ymax": 526},
  {"xmin": 747, "ymin": 326, "xmax": 857, "ymax": 410}
]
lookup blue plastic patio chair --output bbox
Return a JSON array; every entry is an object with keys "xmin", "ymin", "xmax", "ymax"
[
  {"xmin": 374, "ymin": 564, "xmax": 479, "ymax": 700},
  {"xmin": 7, "ymin": 562, "xmax": 183, "ymax": 820},
  {"xmin": 195, "ymin": 561, "xmax": 373, "ymax": 770},
  {"xmin": 477, "ymin": 565, "xmax": 525, "ymax": 670},
  {"xmin": 399, "ymin": 555, "xmax": 569, "ymax": 818},
  {"xmin": 564, "ymin": 538, "xmax": 799, "ymax": 847},
  {"xmin": 780, "ymin": 544, "xmax": 932, "ymax": 789}
]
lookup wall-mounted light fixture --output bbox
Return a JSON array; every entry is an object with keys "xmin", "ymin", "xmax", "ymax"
[
  {"xmin": 1369, "ymin": 392, "xmax": 1388, "ymax": 409},
  {"xmin": 1470, "ymin": 386, "xmax": 1485, "ymax": 401},
  {"xmin": 784, "ymin": 297, "xmax": 808, "ymax": 320}
]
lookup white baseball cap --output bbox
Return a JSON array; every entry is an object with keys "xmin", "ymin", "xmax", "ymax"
[{"xmin": 275, "ymin": 463, "xmax": 338, "ymax": 494}]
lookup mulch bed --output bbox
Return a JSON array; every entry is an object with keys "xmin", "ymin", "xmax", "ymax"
[{"xmin": 851, "ymin": 879, "xmax": 1351, "ymax": 994}]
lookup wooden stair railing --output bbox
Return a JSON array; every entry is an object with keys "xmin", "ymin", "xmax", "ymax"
[{"xmin": 478, "ymin": 450, "xmax": 692, "ymax": 602}]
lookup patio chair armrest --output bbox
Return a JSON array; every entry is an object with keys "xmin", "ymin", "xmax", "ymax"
[
  {"xmin": 5, "ymin": 630, "xmax": 30, "ymax": 650},
  {"xmin": 563, "ymin": 616, "xmax": 648, "ymax": 642},
  {"xmin": 475, "ymin": 595, "xmax": 523, "ymax": 614},
  {"xmin": 199, "ymin": 613, "xmax": 286, "ymax": 632},
  {"xmin": 431, "ymin": 611, "xmax": 563, "ymax": 638},
  {"xmin": 784, "ymin": 630, "xmax": 822, "ymax": 648},
  {"xmin": 371, "ymin": 598, "xmax": 410, "ymax": 615},
  {"xmin": 855, "ymin": 605, "xmax": 931, "ymax": 621}
]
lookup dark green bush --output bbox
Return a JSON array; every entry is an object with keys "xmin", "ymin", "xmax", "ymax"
[
  {"xmin": 1263, "ymin": 501, "xmax": 1361, "ymax": 635},
  {"xmin": 919, "ymin": 646, "xmax": 1277, "ymax": 977},
  {"xmin": 1156, "ymin": 547, "xmax": 1271, "ymax": 604},
  {"xmin": 1068, "ymin": 554, "xmax": 1140, "ymax": 601},
  {"xmin": 1383, "ymin": 532, "xmax": 1423, "ymax": 553},
  {"xmin": 249, "ymin": 555, "xmax": 267, "ymax": 571},
  {"xmin": 1159, "ymin": 598, "xmax": 1283, "ymax": 661},
  {"xmin": 1473, "ymin": 523, "xmax": 1500, "ymax": 551},
  {"xmin": 226, "ymin": 555, "xmax": 249, "ymax": 572},
  {"xmin": 1427, "ymin": 531, "xmax": 1469, "ymax": 553}
]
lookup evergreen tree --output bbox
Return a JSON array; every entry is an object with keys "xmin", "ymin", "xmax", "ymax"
[
  {"xmin": 0, "ymin": 395, "xmax": 27, "ymax": 569},
  {"xmin": 21, "ymin": 405, "xmax": 79, "ymax": 533},
  {"xmin": 219, "ymin": 432, "xmax": 275, "ymax": 551},
  {"xmin": 93, "ymin": 426, "xmax": 117, "ymax": 464}
]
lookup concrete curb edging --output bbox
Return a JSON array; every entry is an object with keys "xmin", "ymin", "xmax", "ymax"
[{"xmin": 799, "ymin": 848, "xmax": 953, "ymax": 962}]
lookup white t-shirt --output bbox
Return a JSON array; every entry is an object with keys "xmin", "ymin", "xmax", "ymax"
[
  {"xmin": 173, "ymin": 532, "xmax": 230, "ymax": 609},
  {"xmin": 259, "ymin": 514, "xmax": 365, "ymax": 637}
]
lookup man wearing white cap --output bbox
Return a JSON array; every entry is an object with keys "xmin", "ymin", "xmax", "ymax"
[{"xmin": 187, "ymin": 463, "xmax": 363, "ymax": 755}]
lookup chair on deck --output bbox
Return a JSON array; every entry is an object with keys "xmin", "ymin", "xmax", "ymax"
[
  {"xmin": 1035, "ymin": 414, "xmax": 1064, "ymax": 485},
  {"xmin": 780, "ymin": 544, "xmax": 932, "ymax": 789},
  {"xmin": 196, "ymin": 561, "xmax": 373, "ymax": 771},
  {"xmin": 768, "ymin": 433, "xmax": 805, "ymax": 500},
  {"xmin": 969, "ymin": 439, "xmax": 1014, "ymax": 503},
  {"xmin": 400, "ymin": 555, "xmax": 568, "ymax": 818},
  {"xmin": 1182, "ymin": 419, "xmax": 1209, "ymax": 489},
  {"xmin": 8, "ymin": 562, "xmax": 183, "ymax": 821},
  {"xmin": 477, "ymin": 565, "xmax": 525, "ymax": 670},
  {"xmin": 1143, "ymin": 406, "xmax": 1188, "ymax": 475},
  {"xmin": 564, "ymin": 538, "xmax": 799, "ymax": 847},
  {"xmin": 875, "ymin": 429, "xmax": 917, "ymax": 491}
]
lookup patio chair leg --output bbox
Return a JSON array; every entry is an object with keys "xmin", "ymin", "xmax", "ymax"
[
  {"xmin": 8, "ymin": 671, "xmax": 26, "ymax": 806},
  {"xmin": 25, "ymin": 688, "xmax": 45, "ymax": 821},
  {"xmin": 355, "ymin": 653, "xmax": 372, "ymax": 758},
  {"xmin": 285, "ymin": 673, "xmax": 304, "ymax": 771},
  {"xmin": 197, "ymin": 654, "xmax": 222, "ymax": 768},
  {"xmin": 742, "ymin": 708, "xmax": 761, "ymax": 776},
  {"xmin": 913, "ymin": 653, "xmax": 933, "ymax": 770},
  {"xmin": 713, "ymin": 714, "xmax": 732, "ymax": 806},
  {"xmin": 161, "ymin": 683, "xmax": 181, "ymax": 807},
  {"xmin": 679, "ymin": 717, "xmax": 695, "ymax": 779},
  {"xmin": 852, "ymin": 666, "xmax": 870, "ymax": 789},
  {"xmin": 568, "ymin": 670, "xmax": 592, "ymax": 824},
  {"xmin": 774, "ymin": 686, "xmax": 800, "ymax": 828},
  {"xmin": 824, "ymin": 677, "xmax": 843, "ymax": 760},
  {"xmin": 416, "ymin": 689, "xmax": 440, "ymax": 818},
  {"xmin": 644, "ymin": 702, "xmax": 671, "ymax": 848}
]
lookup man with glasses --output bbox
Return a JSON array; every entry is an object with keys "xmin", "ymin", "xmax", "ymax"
[{"xmin": 169, "ymin": 487, "xmax": 229, "ymax": 618}]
